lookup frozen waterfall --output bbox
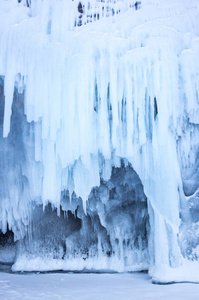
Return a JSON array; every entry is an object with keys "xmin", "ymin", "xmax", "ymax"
[{"xmin": 0, "ymin": 0, "xmax": 199, "ymax": 283}]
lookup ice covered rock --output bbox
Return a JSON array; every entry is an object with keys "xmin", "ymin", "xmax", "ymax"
[{"xmin": 0, "ymin": 0, "xmax": 199, "ymax": 282}]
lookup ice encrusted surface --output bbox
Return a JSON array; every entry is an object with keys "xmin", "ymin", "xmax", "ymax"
[
  {"xmin": 1, "ymin": 272, "xmax": 199, "ymax": 300},
  {"xmin": 0, "ymin": 0, "xmax": 199, "ymax": 282}
]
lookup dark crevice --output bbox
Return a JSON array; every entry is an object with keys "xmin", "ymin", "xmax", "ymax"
[{"xmin": 154, "ymin": 97, "xmax": 158, "ymax": 120}]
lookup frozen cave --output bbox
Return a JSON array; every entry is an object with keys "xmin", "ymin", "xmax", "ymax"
[{"xmin": 0, "ymin": 0, "xmax": 199, "ymax": 283}]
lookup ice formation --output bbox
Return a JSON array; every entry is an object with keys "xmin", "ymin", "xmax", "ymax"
[{"xmin": 0, "ymin": 0, "xmax": 199, "ymax": 283}]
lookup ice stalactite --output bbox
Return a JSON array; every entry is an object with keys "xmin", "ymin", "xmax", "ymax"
[{"xmin": 0, "ymin": 0, "xmax": 199, "ymax": 282}]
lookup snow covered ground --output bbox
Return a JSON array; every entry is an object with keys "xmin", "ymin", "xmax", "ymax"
[{"xmin": 0, "ymin": 272, "xmax": 199, "ymax": 300}]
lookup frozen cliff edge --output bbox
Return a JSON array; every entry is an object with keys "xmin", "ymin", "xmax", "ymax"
[{"xmin": 0, "ymin": 0, "xmax": 199, "ymax": 283}]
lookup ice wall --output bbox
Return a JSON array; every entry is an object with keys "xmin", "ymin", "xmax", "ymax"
[{"xmin": 0, "ymin": 0, "xmax": 199, "ymax": 282}]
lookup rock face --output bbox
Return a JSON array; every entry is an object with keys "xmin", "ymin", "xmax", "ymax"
[{"xmin": 0, "ymin": 0, "xmax": 199, "ymax": 281}]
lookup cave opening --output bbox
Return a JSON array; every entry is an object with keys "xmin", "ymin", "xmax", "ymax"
[{"xmin": 11, "ymin": 163, "xmax": 150, "ymax": 272}]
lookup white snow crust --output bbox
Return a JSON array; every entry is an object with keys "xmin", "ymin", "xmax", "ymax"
[{"xmin": 0, "ymin": 272, "xmax": 199, "ymax": 300}]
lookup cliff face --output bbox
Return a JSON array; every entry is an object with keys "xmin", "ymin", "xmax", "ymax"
[{"xmin": 0, "ymin": 0, "xmax": 199, "ymax": 282}]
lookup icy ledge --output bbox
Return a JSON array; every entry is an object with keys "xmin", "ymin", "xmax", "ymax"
[{"xmin": 151, "ymin": 261, "xmax": 199, "ymax": 284}]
